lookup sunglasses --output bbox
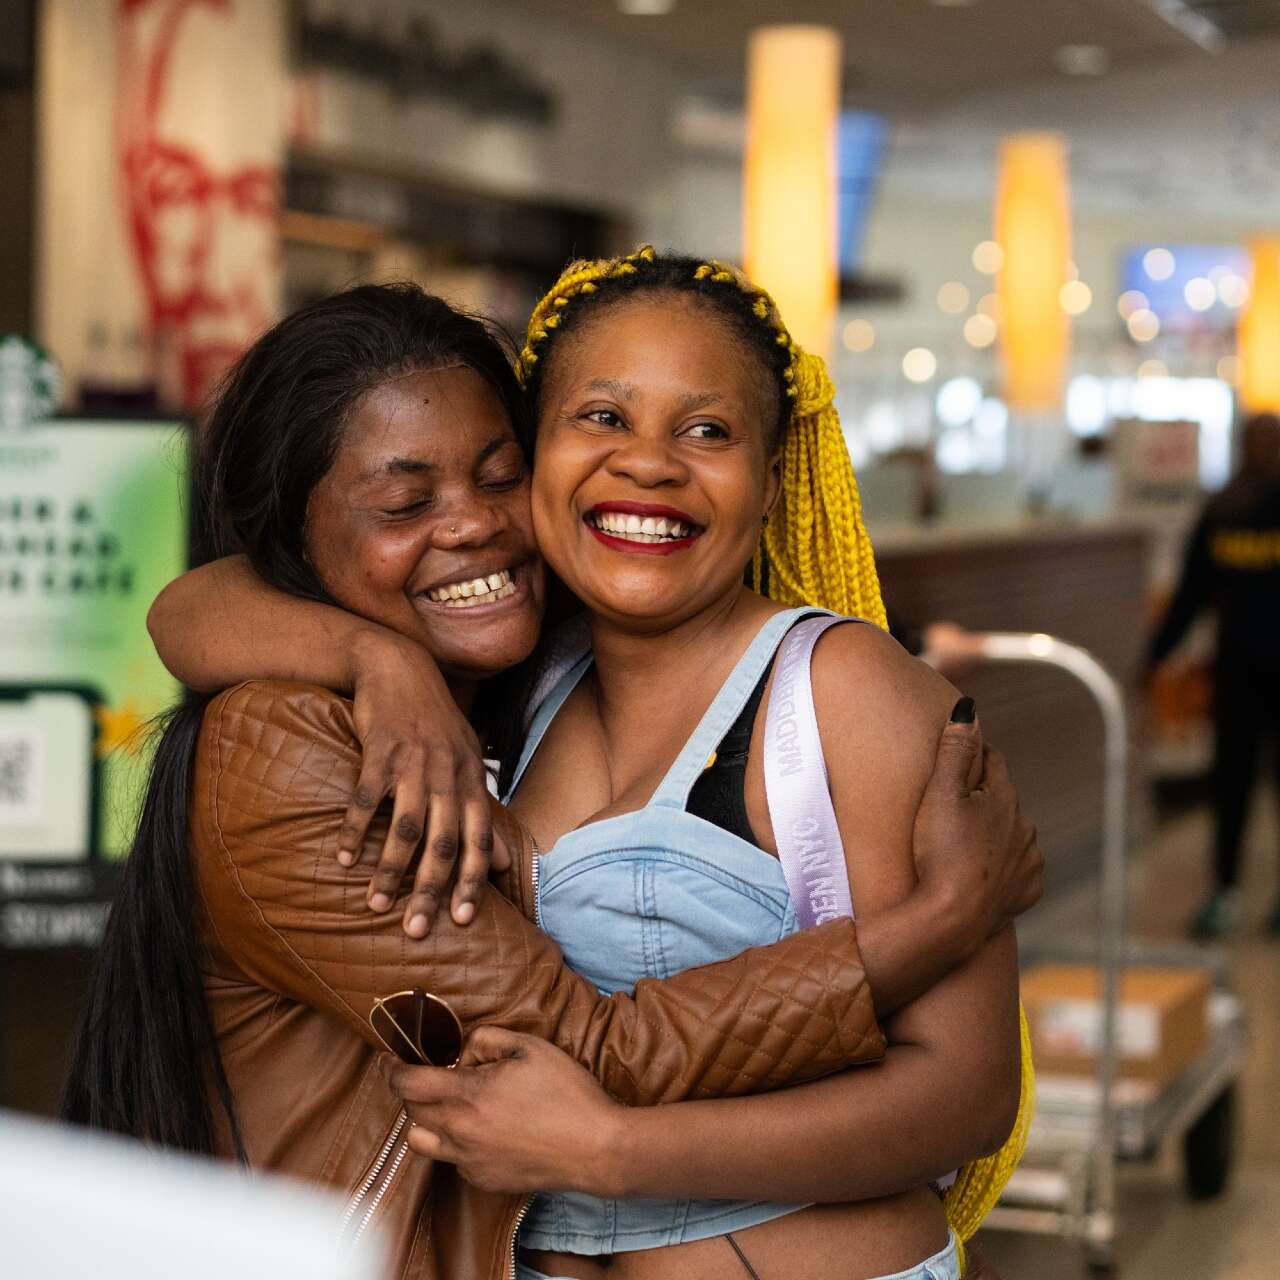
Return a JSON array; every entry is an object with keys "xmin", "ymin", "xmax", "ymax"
[{"xmin": 368, "ymin": 988, "xmax": 464, "ymax": 1069}]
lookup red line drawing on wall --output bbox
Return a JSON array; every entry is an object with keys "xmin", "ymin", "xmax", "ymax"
[{"xmin": 116, "ymin": 0, "xmax": 280, "ymax": 412}]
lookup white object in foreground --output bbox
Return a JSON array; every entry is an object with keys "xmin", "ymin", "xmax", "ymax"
[{"xmin": 0, "ymin": 1109, "xmax": 386, "ymax": 1280}]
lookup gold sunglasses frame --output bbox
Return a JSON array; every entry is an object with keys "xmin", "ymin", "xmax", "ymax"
[{"xmin": 368, "ymin": 987, "xmax": 464, "ymax": 1069}]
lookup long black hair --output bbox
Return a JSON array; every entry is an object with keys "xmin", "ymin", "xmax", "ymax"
[{"xmin": 60, "ymin": 284, "xmax": 530, "ymax": 1159}]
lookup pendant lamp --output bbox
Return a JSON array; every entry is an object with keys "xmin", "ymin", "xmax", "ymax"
[
  {"xmin": 995, "ymin": 133, "xmax": 1071, "ymax": 413},
  {"xmin": 1239, "ymin": 239, "xmax": 1280, "ymax": 413},
  {"xmin": 744, "ymin": 25, "xmax": 841, "ymax": 360}
]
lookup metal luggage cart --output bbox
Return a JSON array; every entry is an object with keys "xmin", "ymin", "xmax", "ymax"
[{"xmin": 970, "ymin": 634, "xmax": 1247, "ymax": 1279}]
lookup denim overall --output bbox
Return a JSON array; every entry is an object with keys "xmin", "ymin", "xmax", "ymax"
[{"xmin": 505, "ymin": 608, "xmax": 961, "ymax": 1280}]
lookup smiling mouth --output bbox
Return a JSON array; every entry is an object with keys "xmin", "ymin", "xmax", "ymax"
[
  {"xmin": 585, "ymin": 510, "xmax": 703, "ymax": 545},
  {"xmin": 426, "ymin": 567, "xmax": 518, "ymax": 608}
]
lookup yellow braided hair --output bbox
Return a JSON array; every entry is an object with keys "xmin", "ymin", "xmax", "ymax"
[{"xmin": 520, "ymin": 248, "xmax": 1034, "ymax": 1261}]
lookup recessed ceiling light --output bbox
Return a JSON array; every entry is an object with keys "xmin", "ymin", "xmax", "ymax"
[
  {"xmin": 1054, "ymin": 45, "xmax": 1111, "ymax": 76},
  {"xmin": 928, "ymin": 0, "xmax": 979, "ymax": 7},
  {"xmin": 617, "ymin": 0, "xmax": 675, "ymax": 14}
]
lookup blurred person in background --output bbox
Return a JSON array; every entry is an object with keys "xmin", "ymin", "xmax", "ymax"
[{"xmin": 1148, "ymin": 411, "xmax": 1280, "ymax": 938}]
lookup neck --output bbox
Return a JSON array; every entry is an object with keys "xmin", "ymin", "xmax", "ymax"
[
  {"xmin": 586, "ymin": 585, "xmax": 771, "ymax": 724},
  {"xmin": 446, "ymin": 677, "xmax": 478, "ymax": 717}
]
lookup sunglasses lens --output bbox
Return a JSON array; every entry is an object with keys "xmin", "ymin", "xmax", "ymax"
[
  {"xmin": 370, "ymin": 991, "xmax": 463, "ymax": 1068},
  {"xmin": 417, "ymin": 998, "xmax": 463, "ymax": 1068},
  {"xmin": 370, "ymin": 999, "xmax": 426, "ymax": 1066}
]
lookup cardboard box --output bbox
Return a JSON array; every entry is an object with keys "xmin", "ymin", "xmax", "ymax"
[{"xmin": 1021, "ymin": 964, "xmax": 1210, "ymax": 1083}]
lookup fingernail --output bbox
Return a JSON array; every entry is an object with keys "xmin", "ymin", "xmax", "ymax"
[
  {"xmin": 337, "ymin": 850, "xmax": 355, "ymax": 867},
  {"xmin": 454, "ymin": 901, "xmax": 475, "ymax": 925},
  {"xmin": 407, "ymin": 914, "xmax": 428, "ymax": 938},
  {"xmin": 949, "ymin": 696, "xmax": 977, "ymax": 724},
  {"xmin": 370, "ymin": 893, "xmax": 392, "ymax": 912}
]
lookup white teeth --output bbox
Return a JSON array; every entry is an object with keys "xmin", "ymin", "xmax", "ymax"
[
  {"xmin": 591, "ymin": 512, "xmax": 697, "ymax": 543},
  {"xmin": 439, "ymin": 580, "xmax": 516, "ymax": 609},
  {"xmin": 427, "ymin": 569, "xmax": 514, "ymax": 604}
]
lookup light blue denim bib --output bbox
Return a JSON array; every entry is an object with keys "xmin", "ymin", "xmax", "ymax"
[{"xmin": 504, "ymin": 608, "xmax": 835, "ymax": 1256}]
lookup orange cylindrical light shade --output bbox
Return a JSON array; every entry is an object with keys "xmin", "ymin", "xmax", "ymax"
[
  {"xmin": 995, "ymin": 134, "xmax": 1072, "ymax": 413},
  {"xmin": 1239, "ymin": 239, "xmax": 1280, "ymax": 413},
  {"xmin": 744, "ymin": 25, "xmax": 841, "ymax": 360}
]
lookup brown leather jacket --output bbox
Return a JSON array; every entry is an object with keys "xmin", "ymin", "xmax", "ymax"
[{"xmin": 190, "ymin": 681, "xmax": 887, "ymax": 1279}]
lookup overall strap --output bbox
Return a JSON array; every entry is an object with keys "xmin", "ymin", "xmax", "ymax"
[
  {"xmin": 764, "ymin": 614, "xmax": 860, "ymax": 928},
  {"xmin": 503, "ymin": 647, "xmax": 593, "ymax": 802},
  {"xmin": 650, "ymin": 608, "xmax": 828, "ymax": 810}
]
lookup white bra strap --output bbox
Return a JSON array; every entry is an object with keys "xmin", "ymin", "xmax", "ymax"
[{"xmin": 764, "ymin": 614, "xmax": 856, "ymax": 928}]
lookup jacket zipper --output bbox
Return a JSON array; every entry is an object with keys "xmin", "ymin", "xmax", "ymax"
[
  {"xmin": 529, "ymin": 837, "xmax": 542, "ymax": 927},
  {"xmin": 508, "ymin": 837, "xmax": 539, "ymax": 1274},
  {"xmin": 351, "ymin": 1133, "xmax": 410, "ymax": 1247},
  {"xmin": 507, "ymin": 1196, "xmax": 534, "ymax": 1280},
  {"xmin": 339, "ymin": 1111, "xmax": 409, "ymax": 1245}
]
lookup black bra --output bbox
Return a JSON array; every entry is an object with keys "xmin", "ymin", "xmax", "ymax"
[{"xmin": 684, "ymin": 655, "xmax": 777, "ymax": 847}]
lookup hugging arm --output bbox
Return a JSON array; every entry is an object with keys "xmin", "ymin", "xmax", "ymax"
[
  {"xmin": 393, "ymin": 628, "xmax": 1022, "ymax": 1201},
  {"xmin": 161, "ymin": 558, "xmax": 1039, "ymax": 1003},
  {"xmin": 192, "ymin": 680, "xmax": 887, "ymax": 1109},
  {"xmin": 150, "ymin": 555, "xmax": 501, "ymax": 932}
]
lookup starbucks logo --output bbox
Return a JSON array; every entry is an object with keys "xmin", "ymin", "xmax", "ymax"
[{"xmin": 0, "ymin": 336, "xmax": 63, "ymax": 434}]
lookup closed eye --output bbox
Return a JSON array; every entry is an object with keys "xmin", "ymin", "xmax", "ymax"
[
  {"xmin": 382, "ymin": 497, "xmax": 434, "ymax": 518},
  {"xmin": 480, "ymin": 467, "xmax": 527, "ymax": 493}
]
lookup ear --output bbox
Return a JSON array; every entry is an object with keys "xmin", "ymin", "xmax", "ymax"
[{"xmin": 763, "ymin": 448, "xmax": 782, "ymax": 521}]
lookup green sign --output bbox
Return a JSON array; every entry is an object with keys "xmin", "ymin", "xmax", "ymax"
[{"xmin": 0, "ymin": 421, "xmax": 189, "ymax": 876}]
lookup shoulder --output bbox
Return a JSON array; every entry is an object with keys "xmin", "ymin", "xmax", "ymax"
[
  {"xmin": 809, "ymin": 618, "xmax": 958, "ymax": 763},
  {"xmin": 808, "ymin": 621, "xmax": 958, "ymax": 900},
  {"xmin": 195, "ymin": 681, "xmax": 362, "ymax": 832}
]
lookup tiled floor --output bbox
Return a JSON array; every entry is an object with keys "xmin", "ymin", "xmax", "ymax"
[{"xmin": 979, "ymin": 793, "xmax": 1280, "ymax": 1280}]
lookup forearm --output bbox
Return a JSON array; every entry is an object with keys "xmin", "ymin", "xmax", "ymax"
[
  {"xmin": 565, "ymin": 916, "xmax": 884, "ymax": 1104},
  {"xmin": 590, "ymin": 930, "xmax": 1021, "ymax": 1204},
  {"xmin": 856, "ymin": 889, "xmax": 977, "ymax": 1018},
  {"xmin": 602, "ymin": 1042, "xmax": 1011, "ymax": 1204},
  {"xmin": 1149, "ymin": 520, "xmax": 1213, "ymax": 667},
  {"xmin": 148, "ymin": 554, "xmax": 397, "ymax": 692}
]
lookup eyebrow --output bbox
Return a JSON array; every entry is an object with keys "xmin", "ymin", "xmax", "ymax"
[
  {"xmin": 677, "ymin": 390, "xmax": 728, "ymax": 412},
  {"xmin": 584, "ymin": 380, "xmax": 728, "ymax": 413},
  {"xmin": 585, "ymin": 378, "xmax": 636, "ymax": 401},
  {"xmin": 370, "ymin": 435, "xmax": 517, "ymax": 480}
]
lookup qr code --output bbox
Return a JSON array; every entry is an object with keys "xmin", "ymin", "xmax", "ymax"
[{"xmin": 0, "ymin": 728, "xmax": 44, "ymax": 821}]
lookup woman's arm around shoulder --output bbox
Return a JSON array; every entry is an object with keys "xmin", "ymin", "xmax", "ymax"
[{"xmin": 151, "ymin": 554, "xmax": 506, "ymax": 931}]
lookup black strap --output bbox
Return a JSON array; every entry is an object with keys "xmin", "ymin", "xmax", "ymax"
[{"xmin": 725, "ymin": 1233, "xmax": 764, "ymax": 1280}]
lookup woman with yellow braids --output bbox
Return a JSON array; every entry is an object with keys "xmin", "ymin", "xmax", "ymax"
[
  {"xmin": 148, "ymin": 259, "xmax": 1039, "ymax": 1279},
  {"xmin": 417, "ymin": 246, "xmax": 1029, "ymax": 1280}
]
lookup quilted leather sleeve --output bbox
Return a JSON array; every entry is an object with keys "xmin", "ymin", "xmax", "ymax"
[{"xmin": 191, "ymin": 681, "xmax": 885, "ymax": 1105}]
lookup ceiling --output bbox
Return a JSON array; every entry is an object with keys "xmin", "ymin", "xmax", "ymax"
[{"xmin": 520, "ymin": 0, "xmax": 1280, "ymax": 110}]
